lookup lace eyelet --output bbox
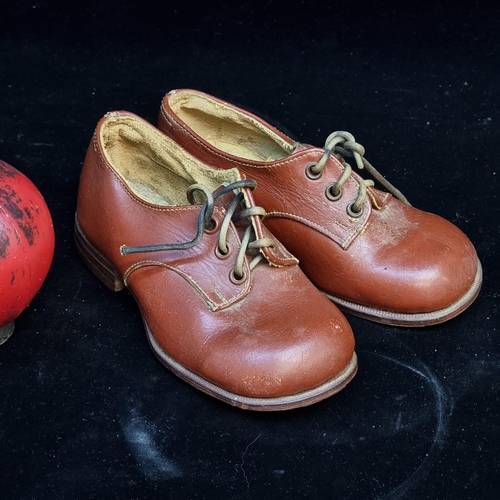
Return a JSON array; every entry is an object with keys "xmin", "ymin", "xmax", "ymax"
[
  {"xmin": 325, "ymin": 183, "xmax": 343, "ymax": 201},
  {"xmin": 229, "ymin": 268, "xmax": 247, "ymax": 285},
  {"xmin": 305, "ymin": 163, "xmax": 322, "ymax": 180},
  {"xmin": 346, "ymin": 201, "xmax": 364, "ymax": 218},
  {"xmin": 215, "ymin": 244, "xmax": 231, "ymax": 260},
  {"xmin": 204, "ymin": 217, "xmax": 219, "ymax": 234}
]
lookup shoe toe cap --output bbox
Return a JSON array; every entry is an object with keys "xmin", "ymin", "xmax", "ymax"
[
  {"xmin": 350, "ymin": 203, "xmax": 481, "ymax": 314},
  {"xmin": 197, "ymin": 295, "xmax": 355, "ymax": 399}
]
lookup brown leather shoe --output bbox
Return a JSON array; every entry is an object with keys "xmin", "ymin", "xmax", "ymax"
[
  {"xmin": 75, "ymin": 111, "xmax": 357, "ymax": 410},
  {"xmin": 158, "ymin": 89, "xmax": 482, "ymax": 327}
]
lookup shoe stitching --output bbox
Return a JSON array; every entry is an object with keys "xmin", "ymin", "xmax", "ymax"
[
  {"xmin": 162, "ymin": 105, "xmax": 366, "ymax": 247},
  {"xmin": 213, "ymin": 287, "xmax": 229, "ymax": 305},
  {"xmin": 162, "ymin": 101, "xmax": 409, "ymax": 216},
  {"xmin": 162, "ymin": 102, "xmax": 365, "ymax": 199},
  {"xmin": 162, "ymin": 106, "xmax": 332, "ymax": 171},
  {"xmin": 266, "ymin": 210, "xmax": 365, "ymax": 248},
  {"xmin": 161, "ymin": 106, "xmax": 372, "ymax": 234},
  {"xmin": 93, "ymin": 134, "xmax": 210, "ymax": 215},
  {"xmin": 123, "ymin": 259, "xmax": 250, "ymax": 311},
  {"xmin": 119, "ymin": 181, "xmax": 270, "ymax": 310}
]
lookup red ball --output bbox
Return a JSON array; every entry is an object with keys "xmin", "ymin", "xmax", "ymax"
[{"xmin": 0, "ymin": 160, "xmax": 55, "ymax": 339}]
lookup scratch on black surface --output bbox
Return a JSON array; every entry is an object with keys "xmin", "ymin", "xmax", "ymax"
[
  {"xmin": 121, "ymin": 407, "xmax": 181, "ymax": 481},
  {"xmin": 373, "ymin": 353, "xmax": 454, "ymax": 500},
  {"xmin": 238, "ymin": 434, "xmax": 262, "ymax": 489}
]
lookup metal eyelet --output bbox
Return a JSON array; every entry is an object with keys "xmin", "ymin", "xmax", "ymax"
[
  {"xmin": 305, "ymin": 163, "xmax": 322, "ymax": 180},
  {"xmin": 215, "ymin": 244, "xmax": 231, "ymax": 260},
  {"xmin": 204, "ymin": 217, "xmax": 219, "ymax": 234},
  {"xmin": 229, "ymin": 268, "xmax": 247, "ymax": 285},
  {"xmin": 346, "ymin": 201, "xmax": 364, "ymax": 218},
  {"xmin": 325, "ymin": 183, "xmax": 343, "ymax": 201}
]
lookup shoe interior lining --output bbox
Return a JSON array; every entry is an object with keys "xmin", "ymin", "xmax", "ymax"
[
  {"xmin": 168, "ymin": 91, "xmax": 295, "ymax": 162},
  {"xmin": 100, "ymin": 114, "xmax": 242, "ymax": 206}
]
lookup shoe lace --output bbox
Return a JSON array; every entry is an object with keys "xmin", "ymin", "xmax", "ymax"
[
  {"xmin": 120, "ymin": 179, "xmax": 274, "ymax": 280},
  {"xmin": 306, "ymin": 131, "xmax": 410, "ymax": 214}
]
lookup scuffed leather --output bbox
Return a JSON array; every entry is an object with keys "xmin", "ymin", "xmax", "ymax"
[
  {"xmin": 159, "ymin": 89, "xmax": 481, "ymax": 315},
  {"xmin": 76, "ymin": 111, "xmax": 355, "ymax": 398}
]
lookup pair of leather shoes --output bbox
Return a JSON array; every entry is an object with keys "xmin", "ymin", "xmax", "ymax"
[{"xmin": 75, "ymin": 90, "xmax": 481, "ymax": 411}]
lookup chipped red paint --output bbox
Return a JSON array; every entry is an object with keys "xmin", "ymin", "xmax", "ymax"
[{"xmin": 0, "ymin": 160, "xmax": 55, "ymax": 328}]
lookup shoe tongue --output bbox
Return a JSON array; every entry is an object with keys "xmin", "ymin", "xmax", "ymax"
[
  {"xmin": 240, "ymin": 187, "xmax": 298, "ymax": 268},
  {"xmin": 212, "ymin": 184, "xmax": 298, "ymax": 267},
  {"xmin": 367, "ymin": 185, "xmax": 392, "ymax": 209}
]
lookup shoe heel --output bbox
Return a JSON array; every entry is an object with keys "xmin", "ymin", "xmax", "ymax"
[{"xmin": 74, "ymin": 216, "xmax": 125, "ymax": 292}]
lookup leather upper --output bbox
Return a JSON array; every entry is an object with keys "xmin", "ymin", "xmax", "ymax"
[
  {"xmin": 76, "ymin": 111, "xmax": 355, "ymax": 399},
  {"xmin": 159, "ymin": 89, "xmax": 481, "ymax": 315}
]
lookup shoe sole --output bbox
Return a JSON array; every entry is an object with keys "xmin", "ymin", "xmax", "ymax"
[
  {"xmin": 323, "ymin": 259, "xmax": 483, "ymax": 327},
  {"xmin": 74, "ymin": 216, "xmax": 358, "ymax": 410}
]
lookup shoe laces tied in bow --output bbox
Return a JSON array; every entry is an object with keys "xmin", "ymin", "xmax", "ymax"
[
  {"xmin": 120, "ymin": 179, "xmax": 274, "ymax": 281},
  {"xmin": 307, "ymin": 131, "xmax": 410, "ymax": 214}
]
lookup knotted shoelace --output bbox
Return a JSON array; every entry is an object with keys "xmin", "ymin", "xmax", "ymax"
[
  {"xmin": 306, "ymin": 131, "xmax": 410, "ymax": 214},
  {"xmin": 121, "ymin": 179, "xmax": 274, "ymax": 280}
]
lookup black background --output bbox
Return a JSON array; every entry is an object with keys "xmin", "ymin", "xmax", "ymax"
[{"xmin": 1, "ymin": 1, "xmax": 499, "ymax": 498}]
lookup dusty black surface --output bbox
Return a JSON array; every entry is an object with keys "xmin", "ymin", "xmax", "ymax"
[{"xmin": 0, "ymin": 1, "xmax": 499, "ymax": 498}]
